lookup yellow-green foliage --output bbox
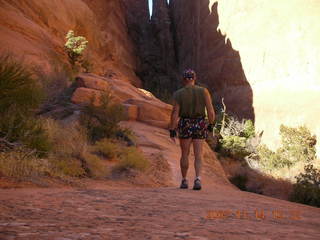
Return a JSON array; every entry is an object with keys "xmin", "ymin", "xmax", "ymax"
[
  {"xmin": 49, "ymin": 157, "xmax": 86, "ymax": 178},
  {"xmin": 279, "ymin": 125, "xmax": 316, "ymax": 163},
  {"xmin": 114, "ymin": 147, "xmax": 149, "ymax": 172},
  {"xmin": 0, "ymin": 148, "xmax": 50, "ymax": 178},
  {"xmin": 65, "ymin": 30, "xmax": 88, "ymax": 66},
  {"xmin": 257, "ymin": 144, "xmax": 292, "ymax": 172},
  {"xmin": 94, "ymin": 138, "xmax": 148, "ymax": 173},
  {"xmin": 257, "ymin": 125, "xmax": 317, "ymax": 172},
  {"xmin": 219, "ymin": 136, "xmax": 249, "ymax": 159},
  {"xmin": 94, "ymin": 138, "xmax": 121, "ymax": 159},
  {"xmin": 215, "ymin": 114, "xmax": 259, "ymax": 160},
  {"xmin": 83, "ymin": 152, "xmax": 108, "ymax": 178}
]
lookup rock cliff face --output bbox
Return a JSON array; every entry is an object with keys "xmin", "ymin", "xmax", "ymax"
[
  {"xmin": 171, "ymin": 0, "xmax": 320, "ymax": 152},
  {"xmin": 171, "ymin": 0, "xmax": 254, "ymax": 120},
  {"xmin": 0, "ymin": 0, "xmax": 141, "ymax": 86},
  {"xmin": 123, "ymin": 0, "xmax": 179, "ymax": 99}
]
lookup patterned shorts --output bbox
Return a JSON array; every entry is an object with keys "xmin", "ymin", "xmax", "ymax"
[{"xmin": 178, "ymin": 117, "xmax": 208, "ymax": 139}]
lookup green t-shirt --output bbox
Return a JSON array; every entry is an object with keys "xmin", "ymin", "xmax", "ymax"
[{"xmin": 172, "ymin": 85, "xmax": 208, "ymax": 118}]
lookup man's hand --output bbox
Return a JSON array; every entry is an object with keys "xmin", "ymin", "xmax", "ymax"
[
  {"xmin": 207, "ymin": 123, "xmax": 214, "ymax": 133},
  {"xmin": 169, "ymin": 129, "xmax": 177, "ymax": 143}
]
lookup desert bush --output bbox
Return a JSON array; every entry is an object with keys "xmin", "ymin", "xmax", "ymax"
[
  {"xmin": 80, "ymin": 91, "xmax": 126, "ymax": 142},
  {"xmin": 289, "ymin": 163, "xmax": 320, "ymax": 207},
  {"xmin": 278, "ymin": 125, "xmax": 316, "ymax": 164},
  {"xmin": 94, "ymin": 138, "xmax": 121, "ymax": 159},
  {"xmin": 43, "ymin": 118, "xmax": 90, "ymax": 177},
  {"xmin": 214, "ymin": 112, "xmax": 261, "ymax": 160},
  {"xmin": 0, "ymin": 54, "xmax": 43, "ymax": 112},
  {"xmin": 83, "ymin": 152, "xmax": 108, "ymax": 178},
  {"xmin": 0, "ymin": 54, "xmax": 51, "ymax": 157},
  {"xmin": 44, "ymin": 119, "xmax": 87, "ymax": 160},
  {"xmin": 256, "ymin": 125, "xmax": 317, "ymax": 172},
  {"xmin": 113, "ymin": 147, "xmax": 149, "ymax": 172},
  {"xmin": 0, "ymin": 147, "xmax": 50, "ymax": 178},
  {"xmin": 256, "ymin": 144, "xmax": 292, "ymax": 171},
  {"xmin": 49, "ymin": 157, "xmax": 86, "ymax": 178},
  {"xmin": 65, "ymin": 30, "xmax": 88, "ymax": 67}
]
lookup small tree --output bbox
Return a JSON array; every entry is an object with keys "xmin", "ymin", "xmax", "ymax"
[
  {"xmin": 257, "ymin": 125, "xmax": 317, "ymax": 172},
  {"xmin": 290, "ymin": 163, "xmax": 320, "ymax": 207},
  {"xmin": 64, "ymin": 30, "xmax": 88, "ymax": 67}
]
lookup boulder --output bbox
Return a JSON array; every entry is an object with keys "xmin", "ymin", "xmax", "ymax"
[{"xmin": 71, "ymin": 87, "xmax": 103, "ymax": 106}]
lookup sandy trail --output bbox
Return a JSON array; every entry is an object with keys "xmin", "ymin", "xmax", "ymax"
[
  {"xmin": 1, "ymin": 181, "xmax": 320, "ymax": 240},
  {"xmin": 1, "ymin": 121, "xmax": 320, "ymax": 239}
]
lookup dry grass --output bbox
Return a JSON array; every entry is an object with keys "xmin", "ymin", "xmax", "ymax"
[
  {"xmin": 113, "ymin": 146, "xmax": 149, "ymax": 173},
  {"xmin": 0, "ymin": 148, "xmax": 50, "ymax": 179},
  {"xmin": 44, "ymin": 118, "xmax": 108, "ymax": 179},
  {"xmin": 82, "ymin": 152, "xmax": 109, "ymax": 178},
  {"xmin": 93, "ymin": 138, "xmax": 121, "ymax": 160}
]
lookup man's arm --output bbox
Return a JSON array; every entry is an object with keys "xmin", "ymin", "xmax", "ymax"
[
  {"xmin": 204, "ymin": 88, "xmax": 215, "ymax": 124},
  {"xmin": 169, "ymin": 100, "xmax": 180, "ymax": 130}
]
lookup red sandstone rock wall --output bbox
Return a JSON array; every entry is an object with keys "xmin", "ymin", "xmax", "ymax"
[{"xmin": 0, "ymin": 0, "xmax": 141, "ymax": 86}]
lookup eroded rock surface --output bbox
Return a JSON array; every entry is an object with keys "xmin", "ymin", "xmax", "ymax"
[{"xmin": 0, "ymin": 0, "xmax": 141, "ymax": 86}]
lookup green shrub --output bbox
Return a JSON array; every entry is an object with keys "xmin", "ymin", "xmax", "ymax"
[
  {"xmin": 214, "ymin": 113, "xmax": 261, "ymax": 160},
  {"xmin": 220, "ymin": 136, "xmax": 249, "ymax": 159},
  {"xmin": 289, "ymin": 163, "xmax": 320, "ymax": 207},
  {"xmin": 0, "ymin": 54, "xmax": 43, "ymax": 113},
  {"xmin": 114, "ymin": 147, "xmax": 149, "ymax": 172},
  {"xmin": 279, "ymin": 125, "xmax": 316, "ymax": 164},
  {"xmin": 80, "ymin": 91, "xmax": 125, "ymax": 142},
  {"xmin": 65, "ymin": 30, "xmax": 88, "ymax": 67},
  {"xmin": 0, "ymin": 54, "xmax": 51, "ymax": 157},
  {"xmin": 256, "ymin": 125, "xmax": 317, "ymax": 172},
  {"xmin": 257, "ymin": 144, "xmax": 292, "ymax": 172}
]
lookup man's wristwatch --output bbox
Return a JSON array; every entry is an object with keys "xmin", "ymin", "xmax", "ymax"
[
  {"xmin": 169, "ymin": 129, "xmax": 177, "ymax": 138},
  {"xmin": 207, "ymin": 123, "xmax": 214, "ymax": 132}
]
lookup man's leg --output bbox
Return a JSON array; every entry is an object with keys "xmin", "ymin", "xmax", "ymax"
[
  {"xmin": 179, "ymin": 137, "xmax": 193, "ymax": 179},
  {"xmin": 193, "ymin": 139, "xmax": 204, "ymax": 179}
]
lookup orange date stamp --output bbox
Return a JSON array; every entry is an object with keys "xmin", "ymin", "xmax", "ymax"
[{"xmin": 205, "ymin": 209, "xmax": 301, "ymax": 220}]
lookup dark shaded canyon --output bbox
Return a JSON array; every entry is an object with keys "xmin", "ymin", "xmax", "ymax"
[{"xmin": 123, "ymin": 0, "xmax": 254, "ymax": 121}]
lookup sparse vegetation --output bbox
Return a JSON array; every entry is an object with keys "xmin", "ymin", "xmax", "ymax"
[
  {"xmin": 79, "ymin": 90, "xmax": 126, "ymax": 142},
  {"xmin": 255, "ymin": 125, "xmax": 317, "ymax": 173},
  {"xmin": 94, "ymin": 138, "xmax": 121, "ymax": 159},
  {"xmin": 213, "ymin": 108, "xmax": 261, "ymax": 161},
  {"xmin": 0, "ymin": 148, "xmax": 50, "ymax": 179},
  {"xmin": 289, "ymin": 163, "xmax": 320, "ymax": 207},
  {"xmin": 113, "ymin": 146, "xmax": 149, "ymax": 173},
  {"xmin": 0, "ymin": 54, "xmax": 51, "ymax": 157},
  {"xmin": 93, "ymin": 138, "xmax": 149, "ymax": 174},
  {"xmin": 211, "ymin": 99, "xmax": 262, "ymax": 161},
  {"xmin": 64, "ymin": 30, "xmax": 93, "ymax": 75}
]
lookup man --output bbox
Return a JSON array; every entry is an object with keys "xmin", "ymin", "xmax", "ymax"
[{"xmin": 169, "ymin": 69, "xmax": 215, "ymax": 190}]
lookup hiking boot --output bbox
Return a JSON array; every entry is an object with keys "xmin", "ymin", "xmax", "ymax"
[
  {"xmin": 193, "ymin": 178, "xmax": 201, "ymax": 190},
  {"xmin": 180, "ymin": 179, "xmax": 188, "ymax": 189}
]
